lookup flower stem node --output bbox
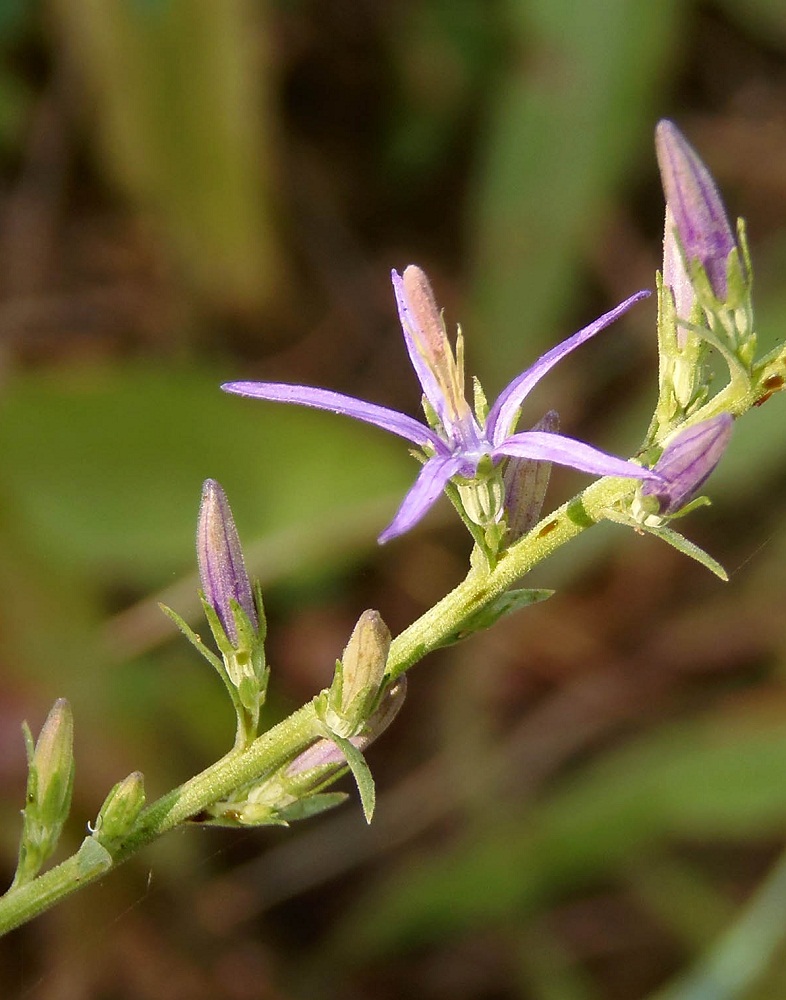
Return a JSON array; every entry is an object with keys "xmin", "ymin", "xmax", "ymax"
[
  {"xmin": 319, "ymin": 610, "xmax": 391, "ymax": 739},
  {"xmin": 202, "ymin": 677, "xmax": 406, "ymax": 828},
  {"xmin": 91, "ymin": 772, "xmax": 146, "ymax": 853},
  {"xmin": 13, "ymin": 699, "xmax": 75, "ymax": 888}
]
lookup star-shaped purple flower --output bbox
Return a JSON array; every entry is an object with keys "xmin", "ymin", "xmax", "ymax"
[{"xmin": 223, "ymin": 266, "xmax": 659, "ymax": 543}]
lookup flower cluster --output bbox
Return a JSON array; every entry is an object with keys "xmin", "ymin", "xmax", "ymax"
[{"xmin": 224, "ymin": 268, "xmax": 660, "ymax": 544}]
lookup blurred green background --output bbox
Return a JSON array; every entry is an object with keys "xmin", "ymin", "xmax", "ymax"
[{"xmin": 2, "ymin": 1, "xmax": 786, "ymax": 997}]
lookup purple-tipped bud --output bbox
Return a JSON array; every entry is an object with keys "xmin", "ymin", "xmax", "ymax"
[
  {"xmin": 655, "ymin": 120, "xmax": 736, "ymax": 302},
  {"xmin": 197, "ymin": 479, "xmax": 257, "ymax": 645},
  {"xmin": 642, "ymin": 414, "xmax": 733, "ymax": 515}
]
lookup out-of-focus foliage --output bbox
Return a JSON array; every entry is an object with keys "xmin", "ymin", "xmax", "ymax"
[{"xmin": 2, "ymin": 1, "xmax": 786, "ymax": 998}]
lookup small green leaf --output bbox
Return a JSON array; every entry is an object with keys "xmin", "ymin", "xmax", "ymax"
[
  {"xmin": 445, "ymin": 588, "xmax": 554, "ymax": 644},
  {"xmin": 76, "ymin": 837, "xmax": 113, "ymax": 879}
]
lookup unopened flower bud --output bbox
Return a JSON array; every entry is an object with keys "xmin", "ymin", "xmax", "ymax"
[
  {"xmin": 197, "ymin": 478, "xmax": 258, "ymax": 646},
  {"xmin": 655, "ymin": 120, "xmax": 737, "ymax": 303},
  {"xmin": 321, "ymin": 610, "xmax": 391, "ymax": 739},
  {"xmin": 13, "ymin": 699, "xmax": 75, "ymax": 886},
  {"xmin": 641, "ymin": 413, "xmax": 733, "ymax": 516},
  {"xmin": 92, "ymin": 771, "xmax": 145, "ymax": 851}
]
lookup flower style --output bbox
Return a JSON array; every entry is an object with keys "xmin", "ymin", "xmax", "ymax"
[{"xmin": 223, "ymin": 266, "xmax": 660, "ymax": 543}]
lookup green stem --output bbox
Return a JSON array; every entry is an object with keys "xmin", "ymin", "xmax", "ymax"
[
  {"xmin": 0, "ymin": 470, "xmax": 703, "ymax": 936},
  {"xmin": 0, "ymin": 701, "xmax": 323, "ymax": 935},
  {"xmin": 386, "ymin": 473, "xmax": 631, "ymax": 680}
]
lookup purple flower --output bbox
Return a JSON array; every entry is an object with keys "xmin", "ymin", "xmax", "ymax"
[
  {"xmin": 655, "ymin": 120, "xmax": 736, "ymax": 302},
  {"xmin": 641, "ymin": 413, "xmax": 732, "ymax": 515},
  {"xmin": 223, "ymin": 266, "xmax": 660, "ymax": 543},
  {"xmin": 197, "ymin": 479, "xmax": 258, "ymax": 643}
]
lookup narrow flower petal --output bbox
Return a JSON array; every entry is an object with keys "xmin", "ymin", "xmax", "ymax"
[
  {"xmin": 378, "ymin": 454, "xmax": 467, "ymax": 543},
  {"xmin": 495, "ymin": 431, "xmax": 660, "ymax": 481},
  {"xmin": 486, "ymin": 290, "xmax": 650, "ymax": 444},
  {"xmin": 222, "ymin": 381, "xmax": 443, "ymax": 450}
]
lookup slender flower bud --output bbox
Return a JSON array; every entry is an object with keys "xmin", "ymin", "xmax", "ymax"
[
  {"xmin": 321, "ymin": 610, "xmax": 391, "ymax": 739},
  {"xmin": 92, "ymin": 771, "xmax": 145, "ymax": 851},
  {"xmin": 641, "ymin": 414, "xmax": 732, "ymax": 515},
  {"xmin": 13, "ymin": 699, "xmax": 75, "ymax": 886},
  {"xmin": 655, "ymin": 120, "xmax": 737, "ymax": 302},
  {"xmin": 197, "ymin": 478, "xmax": 257, "ymax": 646},
  {"xmin": 503, "ymin": 410, "xmax": 559, "ymax": 541}
]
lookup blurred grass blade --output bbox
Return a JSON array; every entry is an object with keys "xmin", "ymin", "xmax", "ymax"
[
  {"xmin": 646, "ymin": 848, "xmax": 786, "ymax": 1000},
  {"xmin": 467, "ymin": 0, "xmax": 682, "ymax": 386},
  {"xmin": 49, "ymin": 0, "xmax": 280, "ymax": 315},
  {"xmin": 334, "ymin": 702, "xmax": 786, "ymax": 958}
]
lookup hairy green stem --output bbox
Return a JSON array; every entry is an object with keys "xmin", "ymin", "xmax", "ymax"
[{"xmin": 4, "ymin": 338, "xmax": 786, "ymax": 934}]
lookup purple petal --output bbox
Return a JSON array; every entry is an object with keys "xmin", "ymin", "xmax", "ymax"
[
  {"xmin": 495, "ymin": 431, "xmax": 660, "ymax": 481},
  {"xmin": 378, "ymin": 454, "xmax": 466, "ymax": 543},
  {"xmin": 222, "ymin": 381, "xmax": 443, "ymax": 449},
  {"xmin": 391, "ymin": 268, "xmax": 450, "ymax": 425},
  {"xmin": 641, "ymin": 413, "xmax": 732, "ymax": 514},
  {"xmin": 486, "ymin": 291, "xmax": 650, "ymax": 444}
]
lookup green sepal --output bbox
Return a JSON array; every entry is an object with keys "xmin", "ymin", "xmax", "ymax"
[
  {"xmin": 193, "ymin": 792, "xmax": 349, "ymax": 829},
  {"xmin": 75, "ymin": 836, "xmax": 113, "ymax": 879},
  {"xmin": 160, "ymin": 602, "xmax": 253, "ymax": 744},
  {"xmin": 472, "ymin": 375, "xmax": 489, "ymax": 424},
  {"xmin": 159, "ymin": 603, "xmax": 226, "ymax": 677},
  {"xmin": 325, "ymin": 733, "xmax": 376, "ymax": 824},
  {"xmin": 642, "ymin": 524, "xmax": 728, "ymax": 581}
]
